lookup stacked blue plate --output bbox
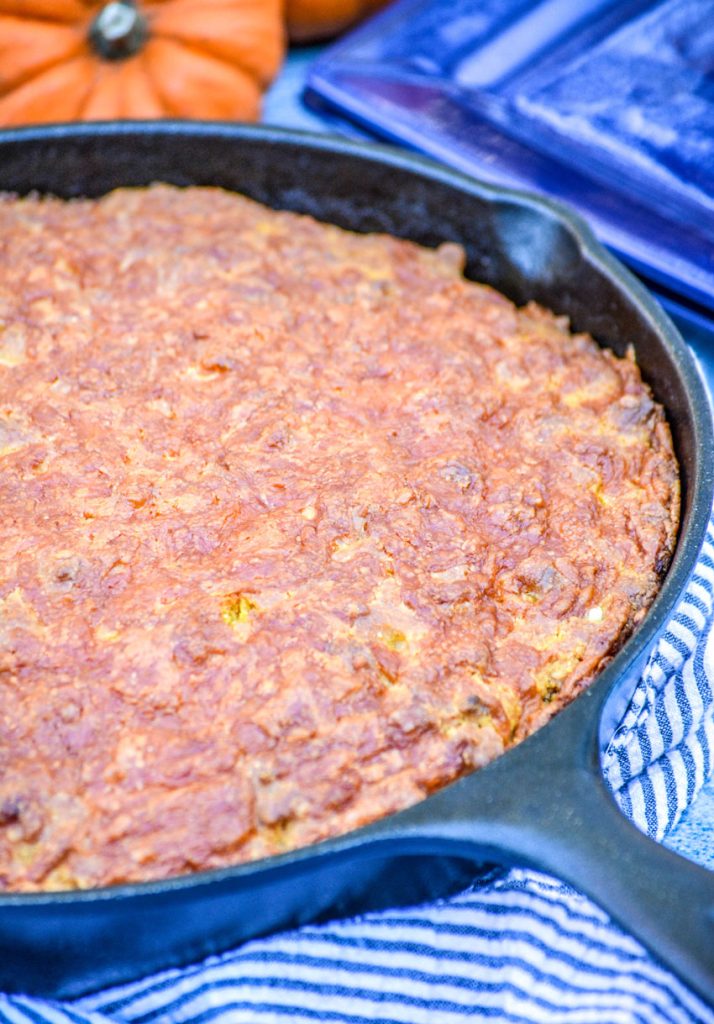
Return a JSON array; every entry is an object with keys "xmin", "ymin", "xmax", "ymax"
[{"xmin": 306, "ymin": 0, "xmax": 714, "ymax": 359}]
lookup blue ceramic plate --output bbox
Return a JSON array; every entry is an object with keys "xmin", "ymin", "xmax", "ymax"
[{"xmin": 306, "ymin": 0, "xmax": 714, "ymax": 334}]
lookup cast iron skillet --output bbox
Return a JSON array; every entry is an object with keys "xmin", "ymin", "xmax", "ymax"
[{"xmin": 0, "ymin": 123, "xmax": 712, "ymax": 1004}]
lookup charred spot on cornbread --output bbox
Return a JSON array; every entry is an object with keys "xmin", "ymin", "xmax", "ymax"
[{"xmin": 0, "ymin": 184, "xmax": 679, "ymax": 891}]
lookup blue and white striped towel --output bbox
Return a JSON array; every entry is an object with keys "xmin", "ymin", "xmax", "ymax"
[{"xmin": 2, "ymin": 516, "xmax": 713, "ymax": 1024}]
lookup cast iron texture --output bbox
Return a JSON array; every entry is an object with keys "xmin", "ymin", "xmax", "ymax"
[{"xmin": 0, "ymin": 123, "xmax": 712, "ymax": 1003}]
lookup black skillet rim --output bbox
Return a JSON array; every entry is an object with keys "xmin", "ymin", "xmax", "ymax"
[{"xmin": 0, "ymin": 119, "xmax": 711, "ymax": 905}]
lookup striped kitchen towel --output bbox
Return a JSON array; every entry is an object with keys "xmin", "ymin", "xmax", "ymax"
[{"xmin": 1, "ymin": 514, "xmax": 713, "ymax": 1024}]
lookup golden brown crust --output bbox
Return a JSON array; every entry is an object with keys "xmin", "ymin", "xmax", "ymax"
[{"xmin": 0, "ymin": 185, "xmax": 679, "ymax": 890}]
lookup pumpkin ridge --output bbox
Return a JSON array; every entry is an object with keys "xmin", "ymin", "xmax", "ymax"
[
  {"xmin": 139, "ymin": 37, "xmax": 185, "ymax": 118},
  {"xmin": 78, "ymin": 57, "xmax": 164, "ymax": 121},
  {"xmin": 146, "ymin": 0, "xmax": 284, "ymax": 87},
  {"xmin": 0, "ymin": 50, "xmax": 84, "ymax": 100},
  {"xmin": 77, "ymin": 60, "xmax": 119, "ymax": 119},
  {"xmin": 143, "ymin": 36, "xmax": 261, "ymax": 119},
  {"xmin": 150, "ymin": 29, "xmax": 283, "ymax": 90},
  {"xmin": 0, "ymin": 53, "xmax": 95, "ymax": 125},
  {"xmin": 0, "ymin": 15, "xmax": 86, "ymax": 97},
  {"xmin": 120, "ymin": 53, "xmax": 164, "ymax": 119},
  {"xmin": 0, "ymin": 1, "xmax": 90, "ymax": 24}
]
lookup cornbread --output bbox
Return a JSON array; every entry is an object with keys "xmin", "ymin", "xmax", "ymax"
[{"xmin": 0, "ymin": 185, "xmax": 678, "ymax": 891}]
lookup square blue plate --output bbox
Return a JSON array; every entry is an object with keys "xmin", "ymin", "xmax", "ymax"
[{"xmin": 306, "ymin": 0, "xmax": 714, "ymax": 338}]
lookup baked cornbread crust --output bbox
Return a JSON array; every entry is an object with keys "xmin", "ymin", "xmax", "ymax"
[{"xmin": 0, "ymin": 185, "xmax": 678, "ymax": 891}]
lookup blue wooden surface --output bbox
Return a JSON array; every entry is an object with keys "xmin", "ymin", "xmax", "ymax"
[{"xmin": 263, "ymin": 49, "xmax": 714, "ymax": 872}]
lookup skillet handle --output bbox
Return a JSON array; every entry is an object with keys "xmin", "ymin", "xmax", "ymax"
[
  {"xmin": 515, "ymin": 769, "xmax": 714, "ymax": 1009},
  {"xmin": 369, "ymin": 701, "xmax": 714, "ymax": 1008}
]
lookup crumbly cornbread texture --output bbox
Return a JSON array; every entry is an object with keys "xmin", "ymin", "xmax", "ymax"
[{"xmin": 0, "ymin": 185, "xmax": 678, "ymax": 890}]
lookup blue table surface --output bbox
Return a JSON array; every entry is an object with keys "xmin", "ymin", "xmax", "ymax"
[{"xmin": 263, "ymin": 48, "xmax": 714, "ymax": 872}]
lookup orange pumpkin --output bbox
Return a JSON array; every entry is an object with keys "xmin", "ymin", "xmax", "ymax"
[
  {"xmin": 286, "ymin": 0, "xmax": 390, "ymax": 43},
  {"xmin": 0, "ymin": 0, "xmax": 285, "ymax": 125}
]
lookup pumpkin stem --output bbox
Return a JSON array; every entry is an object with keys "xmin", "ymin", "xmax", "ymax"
[{"xmin": 89, "ymin": 1, "xmax": 148, "ymax": 61}]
